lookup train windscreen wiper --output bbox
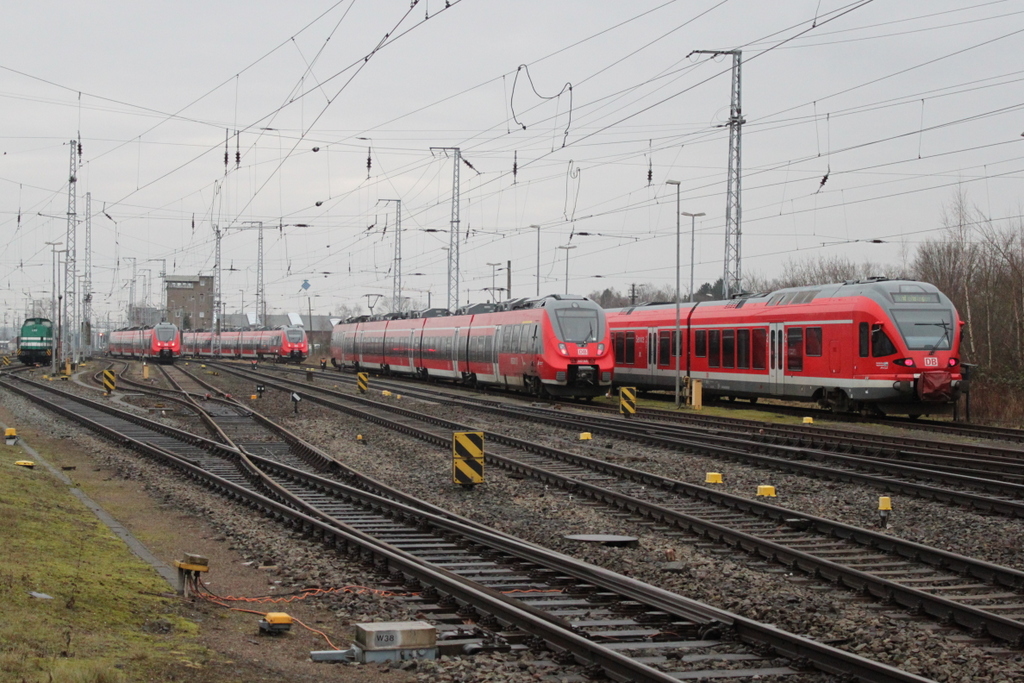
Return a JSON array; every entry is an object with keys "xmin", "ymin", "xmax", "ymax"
[{"xmin": 915, "ymin": 321, "xmax": 951, "ymax": 356}]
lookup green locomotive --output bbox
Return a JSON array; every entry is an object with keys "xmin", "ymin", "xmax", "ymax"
[{"xmin": 17, "ymin": 317, "xmax": 54, "ymax": 365}]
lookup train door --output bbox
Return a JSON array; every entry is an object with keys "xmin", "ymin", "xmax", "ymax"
[
  {"xmin": 450, "ymin": 327, "xmax": 461, "ymax": 375},
  {"xmin": 654, "ymin": 328, "xmax": 672, "ymax": 387},
  {"xmin": 829, "ymin": 338, "xmax": 842, "ymax": 375},
  {"xmin": 492, "ymin": 325, "xmax": 502, "ymax": 379},
  {"xmin": 769, "ymin": 322, "xmax": 785, "ymax": 395},
  {"xmin": 634, "ymin": 330, "xmax": 648, "ymax": 370},
  {"xmin": 408, "ymin": 330, "xmax": 416, "ymax": 372}
]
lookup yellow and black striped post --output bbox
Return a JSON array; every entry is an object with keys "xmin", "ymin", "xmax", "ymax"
[
  {"xmin": 452, "ymin": 431, "xmax": 484, "ymax": 487},
  {"xmin": 619, "ymin": 386, "xmax": 637, "ymax": 418},
  {"xmin": 1, "ymin": 356, "xmax": 10, "ymax": 367},
  {"xmin": 356, "ymin": 372, "xmax": 369, "ymax": 393},
  {"xmin": 102, "ymin": 370, "xmax": 116, "ymax": 394}
]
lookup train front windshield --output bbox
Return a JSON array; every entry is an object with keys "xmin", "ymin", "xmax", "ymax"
[
  {"xmin": 553, "ymin": 308, "xmax": 602, "ymax": 344},
  {"xmin": 890, "ymin": 308, "xmax": 956, "ymax": 351},
  {"xmin": 286, "ymin": 329, "xmax": 305, "ymax": 343},
  {"xmin": 155, "ymin": 325, "xmax": 177, "ymax": 342}
]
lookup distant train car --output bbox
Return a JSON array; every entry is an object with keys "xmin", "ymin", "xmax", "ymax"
[
  {"xmin": 606, "ymin": 278, "xmax": 963, "ymax": 416},
  {"xmin": 181, "ymin": 326, "xmax": 308, "ymax": 363},
  {"xmin": 330, "ymin": 294, "xmax": 613, "ymax": 398},
  {"xmin": 17, "ymin": 317, "xmax": 54, "ymax": 365},
  {"xmin": 107, "ymin": 322, "xmax": 182, "ymax": 364}
]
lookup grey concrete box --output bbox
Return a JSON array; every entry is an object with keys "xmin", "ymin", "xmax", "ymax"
[{"xmin": 354, "ymin": 621, "xmax": 436, "ymax": 650}]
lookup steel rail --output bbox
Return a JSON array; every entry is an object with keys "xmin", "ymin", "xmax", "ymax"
[
  {"xmin": 220, "ymin": 363, "xmax": 1024, "ymax": 517},
  {"xmin": 211, "ymin": 363, "xmax": 1024, "ymax": 646},
  {"xmin": 0, "ymin": 372, "xmax": 937, "ymax": 683}
]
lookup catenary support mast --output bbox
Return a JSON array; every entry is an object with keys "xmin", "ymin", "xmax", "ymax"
[
  {"xmin": 692, "ymin": 50, "xmax": 743, "ymax": 298},
  {"xmin": 432, "ymin": 147, "xmax": 461, "ymax": 312},
  {"xmin": 63, "ymin": 139, "xmax": 78, "ymax": 363}
]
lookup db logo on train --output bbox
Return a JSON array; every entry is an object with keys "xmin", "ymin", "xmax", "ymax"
[{"xmin": 924, "ymin": 357, "xmax": 939, "ymax": 367}]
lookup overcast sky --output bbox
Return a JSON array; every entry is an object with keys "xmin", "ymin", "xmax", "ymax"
[{"xmin": 2, "ymin": 0, "xmax": 1022, "ymax": 326}]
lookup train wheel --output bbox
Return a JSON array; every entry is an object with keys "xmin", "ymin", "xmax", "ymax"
[{"xmin": 749, "ymin": 397, "xmax": 758, "ymax": 404}]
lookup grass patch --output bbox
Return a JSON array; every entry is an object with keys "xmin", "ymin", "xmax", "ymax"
[{"xmin": 0, "ymin": 457, "xmax": 212, "ymax": 682}]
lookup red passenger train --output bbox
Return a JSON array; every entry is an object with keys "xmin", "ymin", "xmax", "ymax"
[
  {"xmin": 107, "ymin": 322, "xmax": 182, "ymax": 364},
  {"xmin": 330, "ymin": 294, "xmax": 613, "ymax": 398},
  {"xmin": 607, "ymin": 279, "xmax": 963, "ymax": 416},
  {"xmin": 181, "ymin": 326, "xmax": 309, "ymax": 363}
]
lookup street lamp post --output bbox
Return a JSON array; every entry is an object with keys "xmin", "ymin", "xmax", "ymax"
[
  {"xmin": 558, "ymin": 245, "xmax": 577, "ymax": 295},
  {"xmin": 681, "ymin": 212, "xmax": 705, "ymax": 303},
  {"xmin": 531, "ymin": 225, "xmax": 541, "ymax": 296},
  {"xmin": 45, "ymin": 242, "xmax": 64, "ymax": 375},
  {"xmin": 666, "ymin": 181, "xmax": 684, "ymax": 408}
]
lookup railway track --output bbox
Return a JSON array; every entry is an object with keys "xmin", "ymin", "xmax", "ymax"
[
  {"xmin": 640, "ymin": 393, "xmax": 1024, "ymax": 447},
  {"xmin": 246, "ymin": 364, "xmax": 1024, "ymax": 517},
  {"xmin": 0, "ymin": 370, "xmax": 929, "ymax": 682},
  {"xmin": 210, "ymin": 362, "xmax": 1024, "ymax": 647}
]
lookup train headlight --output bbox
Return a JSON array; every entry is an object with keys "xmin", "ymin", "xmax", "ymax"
[
  {"xmin": 893, "ymin": 357, "xmax": 915, "ymax": 368},
  {"xmin": 558, "ymin": 343, "xmax": 568, "ymax": 355},
  {"xmin": 948, "ymin": 357, "xmax": 959, "ymax": 367},
  {"xmin": 597, "ymin": 343, "xmax": 605, "ymax": 354}
]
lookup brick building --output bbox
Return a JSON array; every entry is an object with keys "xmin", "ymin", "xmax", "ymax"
[{"xmin": 165, "ymin": 275, "xmax": 214, "ymax": 330}]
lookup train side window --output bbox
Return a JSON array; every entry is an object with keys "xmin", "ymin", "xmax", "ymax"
[
  {"xmin": 708, "ymin": 330, "xmax": 720, "ymax": 368},
  {"xmin": 722, "ymin": 330, "xmax": 735, "ymax": 369},
  {"xmin": 787, "ymin": 327, "xmax": 804, "ymax": 372},
  {"xmin": 859, "ymin": 322, "xmax": 869, "ymax": 357},
  {"xmin": 658, "ymin": 331, "xmax": 671, "ymax": 366},
  {"xmin": 737, "ymin": 329, "xmax": 750, "ymax": 369},
  {"xmin": 752, "ymin": 329, "xmax": 766, "ymax": 370},
  {"xmin": 624, "ymin": 332, "xmax": 635, "ymax": 365},
  {"xmin": 871, "ymin": 325, "xmax": 898, "ymax": 357},
  {"xmin": 806, "ymin": 327, "xmax": 823, "ymax": 356},
  {"xmin": 694, "ymin": 330, "xmax": 707, "ymax": 357},
  {"xmin": 511, "ymin": 326, "xmax": 521, "ymax": 353},
  {"xmin": 613, "ymin": 333, "xmax": 625, "ymax": 363}
]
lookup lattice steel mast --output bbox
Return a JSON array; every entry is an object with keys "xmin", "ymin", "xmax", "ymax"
[
  {"xmin": 63, "ymin": 139, "xmax": 79, "ymax": 363},
  {"xmin": 431, "ymin": 147, "xmax": 461, "ymax": 311},
  {"xmin": 380, "ymin": 198, "xmax": 403, "ymax": 313},
  {"xmin": 692, "ymin": 50, "xmax": 743, "ymax": 298}
]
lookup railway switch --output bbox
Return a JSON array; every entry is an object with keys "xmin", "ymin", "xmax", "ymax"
[
  {"xmin": 259, "ymin": 612, "xmax": 294, "ymax": 635},
  {"xmin": 756, "ymin": 485, "xmax": 777, "ymax": 497},
  {"xmin": 705, "ymin": 472, "xmax": 723, "ymax": 484},
  {"xmin": 5, "ymin": 428, "xmax": 17, "ymax": 445},
  {"xmin": 311, "ymin": 620, "xmax": 437, "ymax": 663}
]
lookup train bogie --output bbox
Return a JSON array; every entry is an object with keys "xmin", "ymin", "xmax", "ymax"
[
  {"xmin": 607, "ymin": 279, "xmax": 963, "ymax": 416},
  {"xmin": 330, "ymin": 294, "xmax": 613, "ymax": 399}
]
